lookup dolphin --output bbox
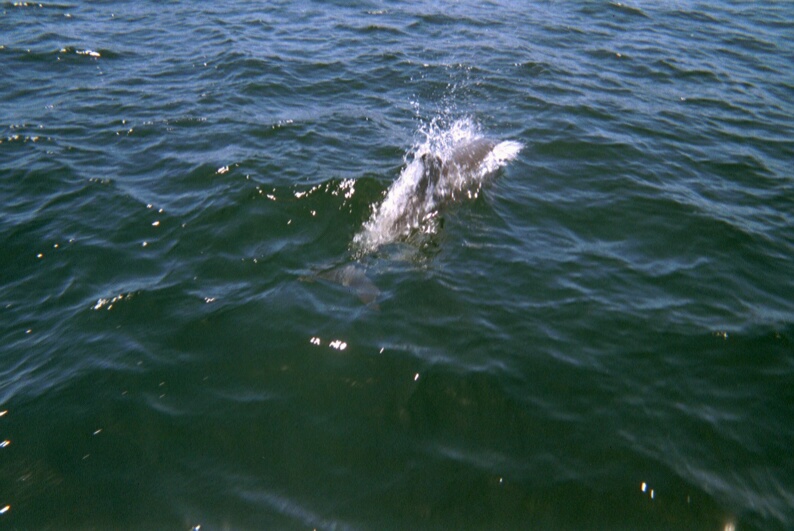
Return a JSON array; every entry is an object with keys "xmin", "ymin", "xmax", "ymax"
[
  {"xmin": 311, "ymin": 135, "xmax": 522, "ymax": 308},
  {"xmin": 394, "ymin": 136, "xmax": 504, "ymax": 237}
]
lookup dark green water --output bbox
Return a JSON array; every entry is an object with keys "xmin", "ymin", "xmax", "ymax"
[{"xmin": 1, "ymin": 1, "xmax": 793, "ymax": 529}]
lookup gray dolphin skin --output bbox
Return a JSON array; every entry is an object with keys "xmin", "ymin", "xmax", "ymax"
[
  {"xmin": 418, "ymin": 152, "xmax": 443, "ymax": 204},
  {"xmin": 443, "ymin": 137, "xmax": 497, "ymax": 177},
  {"xmin": 417, "ymin": 137, "xmax": 497, "ymax": 203}
]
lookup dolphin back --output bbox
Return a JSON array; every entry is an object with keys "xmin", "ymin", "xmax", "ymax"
[{"xmin": 443, "ymin": 138, "xmax": 497, "ymax": 176}]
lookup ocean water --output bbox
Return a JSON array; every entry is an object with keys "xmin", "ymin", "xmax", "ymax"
[{"xmin": 1, "ymin": 1, "xmax": 793, "ymax": 529}]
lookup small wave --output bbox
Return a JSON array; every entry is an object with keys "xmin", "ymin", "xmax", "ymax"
[
  {"xmin": 607, "ymin": 2, "xmax": 650, "ymax": 19},
  {"xmin": 2, "ymin": 45, "xmax": 120, "ymax": 63},
  {"xmin": 57, "ymin": 46, "xmax": 120, "ymax": 59},
  {"xmin": 3, "ymin": 1, "xmax": 76, "ymax": 8}
]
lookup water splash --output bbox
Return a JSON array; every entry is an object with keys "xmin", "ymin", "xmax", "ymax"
[{"xmin": 352, "ymin": 118, "xmax": 522, "ymax": 254}]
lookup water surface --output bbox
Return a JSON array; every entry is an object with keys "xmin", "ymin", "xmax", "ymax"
[{"xmin": 1, "ymin": 1, "xmax": 793, "ymax": 529}]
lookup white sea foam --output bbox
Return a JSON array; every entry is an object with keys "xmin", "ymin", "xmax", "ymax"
[{"xmin": 352, "ymin": 119, "xmax": 522, "ymax": 254}]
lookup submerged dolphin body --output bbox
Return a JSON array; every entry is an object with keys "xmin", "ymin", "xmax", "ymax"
[
  {"xmin": 316, "ymin": 263, "xmax": 380, "ymax": 308},
  {"xmin": 299, "ymin": 263, "xmax": 380, "ymax": 310},
  {"xmin": 313, "ymin": 136, "xmax": 522, "ymax": 307}
]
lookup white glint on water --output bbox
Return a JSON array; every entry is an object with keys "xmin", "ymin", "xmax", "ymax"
[{"xmin": 352, "ymin": 118, "xmax": 522, "ymax": 254}]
